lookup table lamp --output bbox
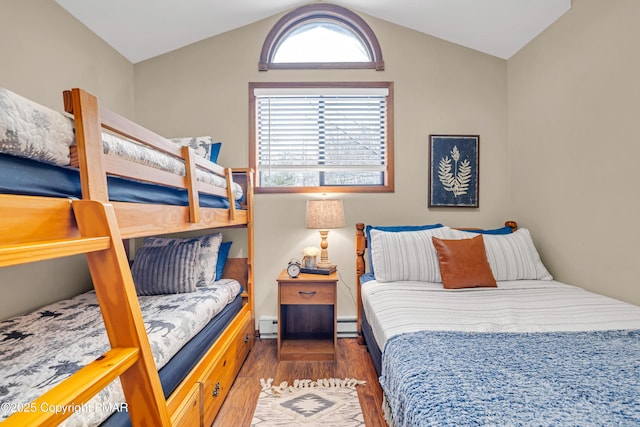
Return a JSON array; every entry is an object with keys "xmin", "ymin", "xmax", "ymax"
[{"xmin": 305, "ymin": 199, "xmax": 345, "ymax": 269}]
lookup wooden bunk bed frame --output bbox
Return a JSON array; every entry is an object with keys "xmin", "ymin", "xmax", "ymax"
[{"xmin": 0, "ymin": 88, "xmax": 254, "ymax": 426}]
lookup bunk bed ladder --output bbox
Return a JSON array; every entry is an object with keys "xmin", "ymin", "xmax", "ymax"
[
  {"xmin": 0, "ymin": 197, "xmax": 171, "ymax": 426},
  {"xmin": 71, "ymin": 199, "xmax": 172, "ymax": 426}
]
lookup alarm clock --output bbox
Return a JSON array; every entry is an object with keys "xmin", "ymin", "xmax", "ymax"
[{"xmin": 287, "ymin": 258, "xmax": 301, "ymax": 278}]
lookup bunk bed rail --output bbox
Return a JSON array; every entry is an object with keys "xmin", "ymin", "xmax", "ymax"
[{"xmin": 62, "ymin": 88, "xmax": 238, "ymax": 224}]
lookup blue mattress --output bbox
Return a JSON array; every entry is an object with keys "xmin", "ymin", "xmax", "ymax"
[
  {"xmin": 0, "ymin": 154, "xmax": 239, "ymax": 208},
  {"xmin": 101, "ymin": 294, "xmax": 243, "ymax": 426}
]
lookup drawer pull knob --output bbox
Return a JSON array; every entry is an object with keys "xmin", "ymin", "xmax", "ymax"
[
  {"xmin": 244, "ymin": 333, "xmax": 250, "ymax": 343},
  {"xmin": 212, "ymin": 382, "xmax": 221, "ymax": 397},
  {"xmin": 298, "ymin": 291, "xmax": 317, "ymax": 296}
]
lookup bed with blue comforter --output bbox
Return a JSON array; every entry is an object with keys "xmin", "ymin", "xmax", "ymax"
[{"xmin": 357, "ymin": 223, "xmax": 640, "ymax": 426}]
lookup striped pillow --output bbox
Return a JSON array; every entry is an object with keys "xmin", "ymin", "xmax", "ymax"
[
  {"xmin": 447, "ymin": 228, "xmax": 552, "ymax": 281},
  {"xmin": 142, "ymin": 233, "xmax": 222, "ymax": 286},
  {"xmin": 370, "ymin": 227, "xmax": 452, "ymax": 283},
  {"xmin": 365, "ymin": 223, "xmax": 443, "ymax": 275},
  {"xmin": 132, "ymin": 238, "xmax": 201, "ymax": 295}
]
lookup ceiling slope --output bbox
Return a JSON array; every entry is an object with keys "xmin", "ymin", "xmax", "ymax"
[{"xmin": 55, "ymin": 0, "xmax": 571, "ymax": 63}]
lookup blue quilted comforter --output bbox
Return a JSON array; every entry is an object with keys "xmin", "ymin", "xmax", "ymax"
[{"xmin": 381, "ymin": 329, "xmax": 640, "ymax": 426}]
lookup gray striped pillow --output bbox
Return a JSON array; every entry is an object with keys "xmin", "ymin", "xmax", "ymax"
[
  {"xmin": 370, "ymin": 227, "xmax": 452, "ymax": 283},
  {"xmin": 447, "ymin": 228, "xmax": 552, "ymax": 281},
  {"xmin": 142, "ymin": 233, "xmax": 222, "ymax": 286},
  {"xmin": 132, "ymin": 238, "xmax": 200, "ymax": 295}
]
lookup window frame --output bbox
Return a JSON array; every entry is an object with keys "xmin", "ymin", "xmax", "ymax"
[
  {"xmin": 259, "ymin": 4, "xmax": 385, "ymax": 71},
  {"xmin": 249, "ymin": 81, "xmax": 395, "ymax": 194}
]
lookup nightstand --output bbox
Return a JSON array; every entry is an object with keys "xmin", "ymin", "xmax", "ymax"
[{"xmin": 277, "ymin": 269, "xmax": 338, "ymax": 361}]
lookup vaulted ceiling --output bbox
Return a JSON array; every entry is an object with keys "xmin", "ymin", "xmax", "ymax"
[{"xmin": 55, "ymin": 0, "xmax": 571, "ymax": 64}]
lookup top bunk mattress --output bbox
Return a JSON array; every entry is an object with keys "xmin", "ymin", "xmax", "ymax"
[
  {"xmin": 0, "ymin": 87, "xmax": 243, "ymax": 206},
  {"xmin": 0, "ymin": 153, "xmax": 237, "ymax": 209}
]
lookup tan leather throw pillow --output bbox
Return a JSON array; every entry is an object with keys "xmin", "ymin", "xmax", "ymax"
[{"xmin": 431, "ymin": 235, "xmax": 497, "ymax": 289}]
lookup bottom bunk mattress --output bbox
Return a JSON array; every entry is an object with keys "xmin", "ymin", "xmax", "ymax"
[
  {"xmin": 0, "ymin": 153, "xmax": 240, "ymax": 209},
  {"xmin": 0, "ymin": 278, "xmax": 242, "ymax": 426},
  {"xmin": 361, "ymin": 279, "xmax": 640, "ymax": 426}
]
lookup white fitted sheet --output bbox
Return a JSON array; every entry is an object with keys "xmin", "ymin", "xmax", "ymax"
[{"xmin": 362, "ymin": 279, "xmax": 640, "ymax": 350}]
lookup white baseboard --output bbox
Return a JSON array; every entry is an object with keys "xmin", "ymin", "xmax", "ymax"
[{"xmin": 258, "ymin": 315, "xmax": 358, "ymax": 339}]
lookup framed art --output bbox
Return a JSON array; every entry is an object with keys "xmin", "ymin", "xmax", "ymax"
[{"xmin": 429, "ymin": 134, "xmax": 479, "ymax": 208}]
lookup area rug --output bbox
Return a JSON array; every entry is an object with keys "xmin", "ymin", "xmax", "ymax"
[{"xmin": 251, "ymin": 378, "xmax": 366, "ymax": 426}]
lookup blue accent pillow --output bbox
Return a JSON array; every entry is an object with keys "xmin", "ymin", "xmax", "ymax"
[
  {"xmin": 463, "ymin": 226, "xmax": 513, "ymax": 235},
  {"xmin": 216, "ymin": 241, "xmax": 232, "ymax": 279},
  {"xmin": 365, "ymin": 224, "xmax": 444, "ymax": 274},
  {"xmin": 132, "ymin": 238, "xmax": 201, "ymax": 295},
  {"xmin": 210, "ymin": 142, "xmax": 222, "ymax": 163}
]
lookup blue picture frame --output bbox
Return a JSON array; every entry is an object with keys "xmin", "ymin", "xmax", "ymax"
[{"xmin": 429, "ymin": 134, "xmax": 479, "ymax": 208}]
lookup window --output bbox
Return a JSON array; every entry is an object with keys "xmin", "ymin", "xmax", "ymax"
[
  {"xmin": 249, "ymin": 82, "xmax": 394, "ymax": 194},
  {"xmin": 259, "ymin": 4, "xmax": 384, "ymax": 71},
  {"xmin": 272, "ymin": 22, "xmax": 370, "ymax": 63}
]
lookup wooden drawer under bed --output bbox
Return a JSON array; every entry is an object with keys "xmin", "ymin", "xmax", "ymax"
[
  {"xmin": 171, "ymin": 383, "xmax": 201, "ymax": 427},
  {"xmin": 201, "ymin": 309, "xmax": 254, "ymax": 426},
  {"xmin": 167, "ymin": 307, "xmax": 253, "ymax": 427}
]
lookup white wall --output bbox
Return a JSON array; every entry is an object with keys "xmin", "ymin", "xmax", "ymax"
[
  {"xmin": 508, "ymin": 0, "xmax": 640, "ymax": 305},
  {"xmin": 0, "ymin": 0, "xmax": 135, "ymax": 319}
]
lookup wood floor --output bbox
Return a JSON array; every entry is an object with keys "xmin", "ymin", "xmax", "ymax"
[{"xmin": 213, "ymin": 338, "xmax": 387, "ymax": 426}]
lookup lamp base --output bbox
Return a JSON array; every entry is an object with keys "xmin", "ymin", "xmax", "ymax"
[
  {"xmin": 316, "ymin": 260, "xmax": 335, "ymax": 270},
  {"xmin": 317, "ymin": 230, "xmax": 334, "ymax": 270}
]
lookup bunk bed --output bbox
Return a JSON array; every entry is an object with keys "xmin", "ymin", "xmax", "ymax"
[
  {"xmin": 0, "ymin": 87, "xmax": 255, "ymax": 426},
  {"xmin": 355, "ymin": 222, "xmax": 640, "ymax": 426}
]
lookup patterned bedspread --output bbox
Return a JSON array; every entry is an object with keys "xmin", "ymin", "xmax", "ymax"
[
  {"xmin": 0, "ymin": 279, "xmax": 241, "ymax": 426},
  {"xmin": 381, "ymin": 329, "xmax": 640, "ymax": 427}
]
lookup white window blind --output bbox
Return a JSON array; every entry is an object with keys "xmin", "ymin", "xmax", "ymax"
[{"xmin": 254, "ymin": 87, "xmax": 389, "ymax": 188}]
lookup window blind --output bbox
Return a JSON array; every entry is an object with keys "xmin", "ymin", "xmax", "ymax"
[{"xmin": 255, "ymin": 89, "xmax": 388, "ymax": 187}]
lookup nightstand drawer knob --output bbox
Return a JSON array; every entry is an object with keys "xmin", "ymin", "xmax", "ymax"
[{"xmin": 298, "ymin": 291, "xmax": 317, "ymax": 296}]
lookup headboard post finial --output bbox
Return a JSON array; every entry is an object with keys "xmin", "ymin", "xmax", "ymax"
[{"xmin": 356, "ymin": 223, "xmax": 366, "ymax": 279}]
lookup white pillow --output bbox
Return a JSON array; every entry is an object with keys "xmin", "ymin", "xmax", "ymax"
[
  {"xmin": 370, "ymin": 227, "xmax": 452, "ymax": 283},
  {"xmin": 446, "ymin": 228, "xmax": 552, "ymax": 281},
  {"xmin": 170, "ymin": 136, "xmax": 214, "ymax": 160}
]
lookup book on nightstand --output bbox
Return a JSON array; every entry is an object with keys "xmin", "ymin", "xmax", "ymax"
[{"xmin": 300, "ymin": 265, "xmax": 337, "ymax": 275}]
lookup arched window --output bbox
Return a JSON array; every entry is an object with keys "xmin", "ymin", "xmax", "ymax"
[{"xmin": 259, "ymin": 4, "xmax": 384, "ymax": 71}]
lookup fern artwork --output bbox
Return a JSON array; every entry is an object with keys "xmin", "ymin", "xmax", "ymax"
[{"xmin": 429, "ymin": 135, "xmax": 479, "ymax": 207}]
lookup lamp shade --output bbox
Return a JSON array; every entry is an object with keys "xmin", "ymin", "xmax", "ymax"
[{"xmin": 305, "ymin": 199, "xmax": 345, "ymax": 230}]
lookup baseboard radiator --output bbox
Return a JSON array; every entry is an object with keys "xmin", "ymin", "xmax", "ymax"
[{"xmin": 258, "ymin": 315, "xmax": 358, "ymax": 339}]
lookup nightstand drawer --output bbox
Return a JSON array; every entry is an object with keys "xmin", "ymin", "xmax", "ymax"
[{"xmin": 280, "ymin": 282, "xmax": 334, "ymax": 305}]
